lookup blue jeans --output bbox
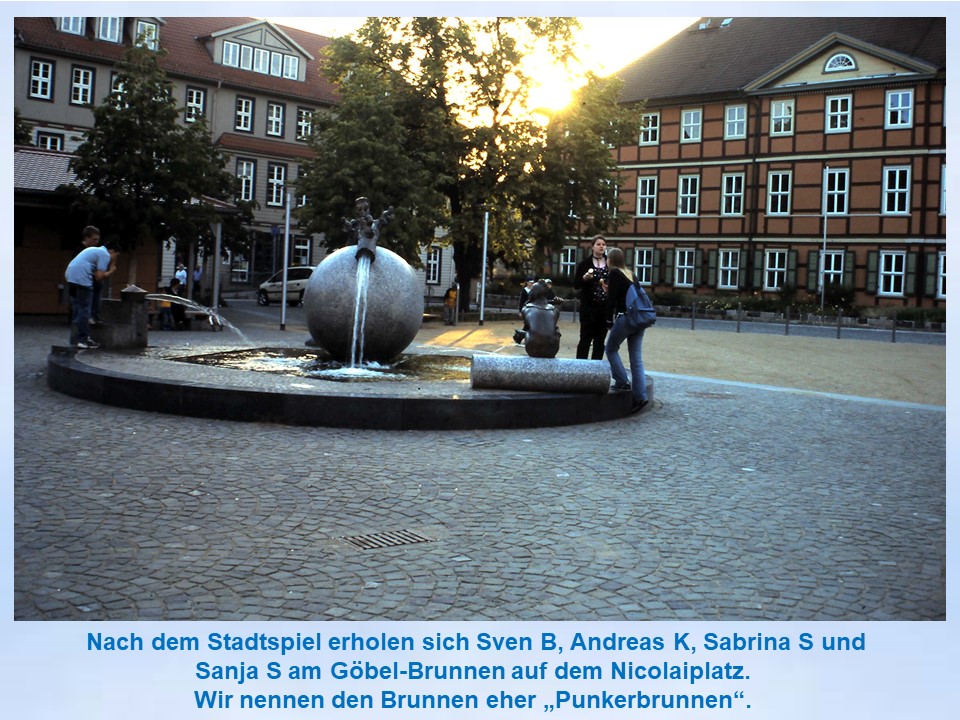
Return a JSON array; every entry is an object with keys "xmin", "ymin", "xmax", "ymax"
[
  {"xmin": 605, "ymin": 315, "xmax": 646, "ymax": 403},
  {"xmin": 69, "ymin": 283, "xmax": 93, "ymax": 345}
]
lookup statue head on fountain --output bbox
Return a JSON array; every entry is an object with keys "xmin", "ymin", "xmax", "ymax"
[
  {"xmin": 306, "ymin": 198, "xmax": 423, "ymax": 365},
  {"xmin": 343, "ymin": 196, "xmax": 394, "ymax": 264}
]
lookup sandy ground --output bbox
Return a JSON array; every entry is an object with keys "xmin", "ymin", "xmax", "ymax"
[{"xmin": 415, "ymin": 319, "xmax": 946, "ymax": 406}]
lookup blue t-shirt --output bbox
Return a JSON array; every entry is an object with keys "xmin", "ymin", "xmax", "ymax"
[{"xmin": 65, "ymin": 246, "xmax": 110, "ymax": 287}]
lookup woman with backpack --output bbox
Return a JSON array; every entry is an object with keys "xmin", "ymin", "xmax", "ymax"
[{"xmin": 602, "ymin": 247, "xmax": 650, "ymax": 414}]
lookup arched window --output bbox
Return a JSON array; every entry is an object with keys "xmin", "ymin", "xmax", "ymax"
[{"xmin": 824, "ymin": 53, "xmax": 857, "ymax": 73}]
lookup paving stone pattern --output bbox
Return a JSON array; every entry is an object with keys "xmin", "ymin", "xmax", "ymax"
[{"xmin": 14, "ymin": 319, "xmax": 945, "ymax": 620}]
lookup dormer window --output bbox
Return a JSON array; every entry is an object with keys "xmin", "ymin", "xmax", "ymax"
[
  {"xmin": 824, "ymin": 53, "xmax": 857, "ymax": 73},
  {"xmin": 222, "ymin": 38, "xmax": 301, "ymax": 80},
  {"xmin": 135, "ymin": 20, "xmax": 159, "ymax": 50},
  {"xmin": 98, "ymin": 17, "xmax": 122, "ymax": 43},
  {"xmin": 58, "ymin": 17, "xmax": 85, "ymax": 35}
]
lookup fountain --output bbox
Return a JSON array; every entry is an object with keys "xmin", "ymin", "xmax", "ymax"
[{"xmin": 47, "ymin": 198, "xmax": 652, "ymax": 429}]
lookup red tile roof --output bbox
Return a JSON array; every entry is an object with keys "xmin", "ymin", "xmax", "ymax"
[
  {"xmin": 617, "ymin": 17, "xmax": 946, "ymax": 104},
  {"xmin": 215, "ymin": 132, "xmax": 316, "ymax": 160},
  {"xmin": 14, "ymin": 146, "xmax": 76, "ymax": 192},
  {"xmin": 14, "ymin": 16, "xmax": 340, "ymax": 105}
]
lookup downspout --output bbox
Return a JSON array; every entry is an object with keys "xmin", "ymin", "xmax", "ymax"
[{"xmin": 746, "ymin": 95, "xmax": 763, "ymax": 291}]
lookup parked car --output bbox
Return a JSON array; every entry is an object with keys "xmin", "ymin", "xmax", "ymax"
[{"xmin": 257, "ymin": 266, "xmax": 315, "ymax": 306}]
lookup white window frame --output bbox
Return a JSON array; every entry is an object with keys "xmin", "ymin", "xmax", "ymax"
[
  {"xmin": 296, "ymin": 107, "xmax": 314, "ymax": 141},
  {"xmin": 936, "ymin": 252, "xmax": 946, "ymax": 299},
  {"xmin": 97, "ymin": 17, "xmax": 122, "ymax": 43},
  {"xmin": 559, "ymin": 247, "xmax": 578, "ymax": 277},
  {"xmin": 229, "ymin": 251, "xmax": 249, "ymax": 284},
  {"xmin": 36, "ymin": 131, "xmax": 64, "ymax": 151},
  {"xmin": 767, "ymin": 171, "xmax": 792, "ymax": 215},
  {"xmin": 825, "ymin": 53, "xmax": 856, "ymax": 72},
  {"xmin": 30, "ymin": 59, "xmax": 54, "ymax": 100},
  {"xmin": 270, "ymin": 52, "xmax": 284, "ymax": 77},
  {"xmin": 70, "ymin": 66, "xmax": 94, "ymax": 106},
  {"xmin": 266, "ymin": 102, "xmax": 285, "ymax": 137},
  {"xmin": 266, "ymin": 163, "xmax": 287, "ymax": 207},
  {"xmin": 235, "ymin": 97, "xmax": 254, "ymax": 132},
  {"xmin": 764, "ymin": 249, "xmax": 788, "ymax": 291},
  {"xmin": 681, "ymin": 108, "xmax": 702, "ymax": 143},
  {"xmin": 721, "ymin": 173, "xmax": 744, "ymax": 216},
  {"xmin": 283, "ymin": 55, "xmax": 300, "ymax": 80},
  {"xmin": 678, "ymin": 175, "xmax": 700, "ymax": 216},
  {"xmin": 135, "ymin": 20, "xmax": 159, "ymax": 50},
  {"xmin": 885, "ymin": 89, "xmax": 913, "ymax": 129},
  {"xmin": 825, "ymin": 95, "xmax": 852, "ymax": 134},
  {"xmin": 426, "ymin": 246, "xmax": 442, "ymax": 285},
  {"xmin": 636, "ymin": 176, "xmax": 657, "ymax": 217},
  {"xmin": 771, "ymin": 100, "xmax": 794, "ymax": 136},
  {"xmin": 675, "ymin": 248, "xmax": 695, "ymax": 288},
  {"xmin": 185, "ymin": 87, "xmax": 205, "ymax": 123},
  {"xmin": 223, "ymin": 41, "xmax": 240, "ymax": 67},
  {"xmin": 725, "ymin": 105, "xmax": 747, "ymax": 140},
  {"xmin": 59, "ymin": 17, "xmax": 84, "ymax": 35},
  {"xmin": 634, "ymin": 248, "xmax": 654, "ymax": 285},
  {"xmin": 822, "ymin": 250, "xmax": 844, "ymax": 287},
  {"xmin": 253, "ymin": 48, "xmax": 270, "ymax": 74},
  {"xmin": 240, "ymin": 45, "xmax": 253, "ymax": 70},
  {"xmin": 236, "ymin": 159, "xmax": 255, "ymax": 202},
  {"xmin": 599, "ymin": 179, "xmax": 619, "ymax": 216},
  {"xmin": 878, "ymin": 250, "xmax": 906, "ymax": 296},
  {"xmin": 882, "ymin": 165, "xmax": 911, "ymax": 215},
  {"xmin": 296, "ymin": 166, "xmax": 309, "ymax": 207},
  {"xmin": 718, "ymin": 249, "xmax": 740, "ymax": 290},
  {"xmin": 639, "ymin": 112, "xmax": 660, "ymax": 145},
  {"xmin": 824, "ymin": 167, "xmax": 849, "ymax": 215},
  {"xmin": 292, "ymin": 237, "xmax": 310, "ymax": 267}
]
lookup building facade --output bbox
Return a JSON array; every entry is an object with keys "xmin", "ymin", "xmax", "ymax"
[
  {"xmin": 562, "ymin": 17, "xmax": 946, "ymax": 311},
  {"xmin": 14, "ymin": 16, "xmax": 457, "ymax": 313}
]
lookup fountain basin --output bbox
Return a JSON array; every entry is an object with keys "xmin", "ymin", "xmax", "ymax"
[{"xmin": 46, "ymin": 346, "xmax": 652, "ymax": 430}]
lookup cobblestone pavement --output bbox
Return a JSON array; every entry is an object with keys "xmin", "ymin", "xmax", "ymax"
[{"xmin": 13, "ymin": 315, "xmax": 945, "ymax": 620}]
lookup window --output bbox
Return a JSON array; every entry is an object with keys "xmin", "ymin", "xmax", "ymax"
[
  {"xmin": 267, "ymin": 163, "xmax": 287, "ymax": 206},
  {"xmin": 878, "ymin": 250, "xmax": 906, "ymax": 296},
  {"xmin": 267, "ymin": 102, "xmax": 285, "ymax": 137},
  {"xmin": 822, "ymin": 250, "xmax": 844, "ymax": 287},
  {"xmin": 599, "ymin": 179, "xmax": 619, "ymax": 216},
  {"xmin": 270, "ymin": 52, "xmax": 284, "ymax": 77},
  {"xmin": 253, "ymin": 48, "xmax": 270, "ymax": 74},
  {"xmin": 825, "ymin": 53, "xmax": 856, "ymax": 72},
  {"xmin": 296, "ymin": 107, "xmax": 314, "ymax": 141},
  {"xmin": 678, "ymin": 175, "xmax": 700, "ymax": 216},
  {"xmin": 634, "ymin": 248, "xmax": 654, "ymax": 285},
  {"xmin": 825, "ymin": 95, "xmax": 852, "ymax": 133},
  {"xmin": 283, "ymin": 56, "xmax": 300, "ymax": 80},
  {"xmin": 185, "ymin": 87, "xmax": 205, "ymax": 123},
  {"xmin": 636, "ymin": 176, "xmax": 657, "ymax": 217},
  {"xmin": 681, "ymin": 109, "xmax": 702, "ymax": 143},
  {"xmin": 767, "ymin": 171, "xmax": 792, "ymax": 215},
  {"xmin": 229, "ymin": 251, "xmax": 249, "ymax": 283},
  {"xmin": 937, "ymin": 252, "xmax": 946, "ymax": 299},
  {"xmin": 883, "ymin": 166, "xmax": 911, "ymax": 215},
  {"xmin": 36, "ymin": 132, "xmax": 64, "ymax": 151},
  {"xmin": 135, "ymin": 20, "xmax": 159, "ymax": 50},
  {"xmin": 941, "ymin": 164, "xmax": 946, "ymax": 215},
  {"xmin": 240, "ymin": 45, "xmax": 253, "ymax": 70},
  {"xmin": 725, "ymin": 105, "xmax": 747, "ymax": 139},
  {"xmin": 296, "ymin": 165, "xmax": 309, "ymax": 207},
  {"xmin": 639, "ymin": 112, "xmax": 660, "ymax": 145},
  {"xmin": 885, "ymin": 90, "xmax": 913, "ymax": 129},
  {"xmin": 426, "ymin": 246, "xmax": 442, "ymax": 284},
  {"xmin": 292, "ymin": 237, "xmax": 310, "ymax": 267},
  {"xmin": 721, "ymin": 173, "xmax": 744, "ymax": 216},
  {"xmin": 70, "ymin": 66, "xmax": 94, "ymax": 106},
  {"xmin": 59, "ymin": 17, "xmax": 84, "ymax": 35},
  {"xmin": 98, "ymin": 17, "xmax": 122, "ymax": 43},
  {"xmin": 824, "ymin": 168, "xmax": 849, "ymax": 215},
  {"xmin": 764, "ymin": 250, "xmax": 788, "ymax": 291},
  {"xmin": 718, "ymin": 249, "xmax": 740, "ymax": 290},
  {"xmin": 559, "ymin": 247, "xmax": 578, "ymax": 277},
  {"xmin": 675, "ymin": 248, "xmax": 695, "ymax": 287},
  {"xmin": 236, "ymin": 159, "xmax": 255, "ymax": 202},
  {"xmin": 223, "ymin": 41, "xmax": 240, "ymax": 67},
  {"xmin": 29, "ymin": 59, "xmax": 54, "ymax": 100},
  {"xmin": 235, "ymin": 97, "xmax": 254, "ymax": 132},
  {"xmin": 771, "ymin": 100, "xmax": 794, "ymax": 136}
]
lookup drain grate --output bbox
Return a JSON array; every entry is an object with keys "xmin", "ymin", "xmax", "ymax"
[{"xmin": 341, "ymin": 530, "xmax": 434, "ymax": 550}]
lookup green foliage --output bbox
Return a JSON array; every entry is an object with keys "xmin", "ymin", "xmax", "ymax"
[
  {"xmin": 14, "ymin": 107, "xmax": 32, "ymax": 145},
  {"xmin": 65, "ymin": 43, "xmax": 244, "ymax": 255}
]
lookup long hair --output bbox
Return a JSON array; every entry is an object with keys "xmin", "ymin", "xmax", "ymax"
[{"xmin": 607, "ymin": 247, "xmax": 634, "ymax": 282}]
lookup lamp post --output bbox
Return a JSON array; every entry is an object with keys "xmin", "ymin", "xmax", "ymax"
[
  {"xmin": 479, "ymin": 209, "xmax": 489, "ymax": 326},
  {"xmin": 280, "ymin": 191, "xmax": 292, "ymax": 330},
  {"xmin": 820, "ymin": 164, "xmax": 830, "ymax": 312}
]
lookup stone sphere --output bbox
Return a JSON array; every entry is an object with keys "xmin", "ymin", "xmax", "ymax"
[{"xmin": 304, "ymin": 246, "xmax": 424, "ymax": 363}]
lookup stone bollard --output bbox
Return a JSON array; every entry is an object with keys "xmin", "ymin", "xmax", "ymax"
[
  {"xmin": 471, "ymin": 355, "xmax": 611, "ymax": 394},
  {"xmin": 90, "ymin": 285, "xmax": 149, "ymax": 349}
]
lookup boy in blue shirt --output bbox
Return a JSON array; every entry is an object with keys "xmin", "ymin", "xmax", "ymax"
[{"xmin": 65, "ymin": 236, "xmax": 119, "ymax": 349}]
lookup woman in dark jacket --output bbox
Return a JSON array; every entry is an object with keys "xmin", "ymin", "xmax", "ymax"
[
  {"xmin": 604, "ymin": 247, "xmax": 649, "ymax": 414},
  {"xmin": 572, "ymin": 234, "xmax": 610, "ymax": 359}
]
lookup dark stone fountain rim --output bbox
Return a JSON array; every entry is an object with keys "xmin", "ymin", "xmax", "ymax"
[{"xmin": 46, "ymin": 345, "xmax": 650, "ymax": 430}]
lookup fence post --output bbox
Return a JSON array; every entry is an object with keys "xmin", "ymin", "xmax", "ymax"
[
  {"xmin": 691, "ymin": 301, "xmax": 696, "ymax": 331},
  {"xmin": 784, "ymin": 306, "xmax": 791, "ymax": 335},
  {"xmin": 891, "ymin": 310, "xmax": 897, "ymax": 343},
  {"xmin": 736, "ymin": 302, "xmax": 742, "ymax": 333},
  {"xmin": 836, "ymin": 308, "xmax": 842, "ymax": 339}
]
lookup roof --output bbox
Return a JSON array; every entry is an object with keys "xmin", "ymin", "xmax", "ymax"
[
  {"xmin": 14, "ymin": 16, "xmax": 339, "ymax": 105},
  {"xmin": 616, "ymin": 16, "xmax": 946, "ymax": 104},
  {"xmin": 14, "ymin": 146, "xmax": 76, "ymax": 193}
]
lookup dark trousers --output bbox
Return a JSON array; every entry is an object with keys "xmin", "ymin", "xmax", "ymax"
[
  {"xmin": 68, "ymin": 283, "xmax": 93, "ymax": 345},
  {"xmin": 576, "ymin": 304, "xmax": 608, "ymax": 360}
]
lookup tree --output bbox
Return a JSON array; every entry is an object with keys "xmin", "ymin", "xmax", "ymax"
[
  {"xmin": 65, "ymin": 43, "xmax": 245, "ymax": 283},
  {"xmin": 14, "ymin": 107, "xmax": 32, "ymax": 145},
  {"xmin": 302, "ymin": 17, "xmax": 632, "ymax": 308}
]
